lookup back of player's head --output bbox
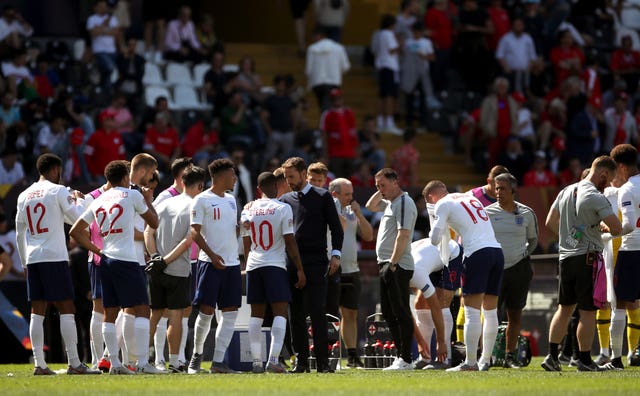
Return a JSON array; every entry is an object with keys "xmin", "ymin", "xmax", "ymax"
[
  {"xmin": 282, "ymin": 157, "xmax": 307, "ymax": 173},
  {"xmin": 131, "ymin": 153, "xmax": 157, "ymax": 172},
  {"xmin": 36, "ymin": 153, "xmax": 63, "ymax": 176},
  {"xmin": 208, "ymin": 158, "xmax": 235, "ymax": 179},
  {"xmin": 182, "ymin": 165, "xmax": 208, "ymax": 188},
  {"xmin": 375, "ymin": 168, "xmax": 398, "ymax": 181},
  {"xmin": 610, "ymin": 144, "xmax": 638, "ymax": 167},
  {"xmin": 257, "ymin": 172, "xmax": 278, "ymax": 197},
  {"xmin": 171, "ymin": 157, "xmax": 193, "ymax": 179},
  {"xmin": 422, "ymin": 180, "xmax": 447, "ymax": 198},
  {"xmin": 488, "ymin": 165, "xmax": 510, "ymax": 180},
  {"xmin": 494, "ymin": 173, "xmax": 518, "ymax": 192},
  {"xmin": 273, "ymin": 167, "xmax": 286, "ymax": 180},
  {"xmin": 329, "ymin": 178, "xmax": 351, "ymax": 193},
  {"xmin": 104, "ymin": 160, "xmax": 131, "ymax": 185},
  {"xmin": 591, "ymin": 155, "xmax": 617, "ymax": 173},
  {"xmin": 308, "ymin": 162, "xmax": 329, "ymax": 176}
]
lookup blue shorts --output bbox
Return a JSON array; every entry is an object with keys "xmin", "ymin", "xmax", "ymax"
[
  {"xmin": 193, "ymin": 261, "xmax": 242, "ymax": 309},
  {"xmin": 100, "ymin": 256, "xmax": 150, "ymax": 308},
  {"xmin": 461, "ymin": 247, "xmax": 504, "ymax": 296},
  {"xmin": 431, "ymin": 245, "xmax": 464, "ymax": 291},
  {"xmin": 614, "ymin": 250, "xmax": 640, "ymax": 302},
  {"xmin": 26, "ymin": 261, "xmax": 74, "ymax": 302},
  {"xmin": 88, "ymin": 261, "xmax": 102, "ymax": 300},
  {"xmin": 246, "ymin": 266, "xmax": 291, "ymax": 304}
]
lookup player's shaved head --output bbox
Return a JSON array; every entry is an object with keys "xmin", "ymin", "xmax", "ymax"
[
  {"xmin": 104, "ymin": 160, "xmax": 131, "ymax": 185},
  {"xmin": 257, "ymin": 172, "xmax": 278, "ymax": 198}
]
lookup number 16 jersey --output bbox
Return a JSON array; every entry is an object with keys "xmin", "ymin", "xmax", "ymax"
[
  {"xmin": 80, "ymin": 186, "xmax": 148, "ymax": 263},
  {"xmin": 432, "ymin": 193, "xmax": 500, "ymax": 257},
  {"xmin": 240, "ymin": 198, "xmax": 294, "ymax": 271}
]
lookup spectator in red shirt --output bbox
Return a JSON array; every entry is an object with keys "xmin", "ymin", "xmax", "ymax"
[
  {"xmin": 181, "ymin": 119, "xmax": 225, "ymax": 169},
  {"xmin": 582, "ymin": 55, "xmax": 602, "ymax": 111},
  {"xmin": 320, "ymin": 89, "xmax": 358, "ymax": 177},
  {"xmin": 558, "ymin": 157, "xmax": 583, "ymax": 187},
  {"xmin": 144, "ymin": 112, "xmax": 181, "ymax": 173},
  {"xmin": 523, "ymin": 150, "xmax": 557, "ymax": 187},
  {"xmin": 424, "ymin": 0, "xmax": 456, "ymax": 92},
  {"xmin": 390, "ymin": 128, "xmax": 419, "ymax": 189},
  {"xmin": 350, "ymin": 160, "xmax": 375, "ymax": 188},
  {"xmin": 550, "ymin": 29, "xmax": 585, "ymax": 87},
  {"xmin": 487, "ymin": 0, "xmax": 510, "ymax": 51},
  {"xmin": 84, "ymin": 110, "xmax": 125, "ymax": 183},
  {"xmin": 610, "ymin": 35, "xmax": 640, "ymax": 94}
]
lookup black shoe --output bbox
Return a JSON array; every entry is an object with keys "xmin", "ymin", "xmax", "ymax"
[
  {"xmin": 289, "ymin": 363, "xmax": 310, "ymax": 373},
  {"xmin": 317, "ymin": 365, "xmax": 335, "ymax": 373},
  {"xmin": 346, "ymin": 356, "xmax": 364, "ymax": 368},
  {"xmin": 576, "ymin": 360, "xmax": 606, "ymax": 372},
  {"xmin": 603, "ymin": 357, "xmax": 624, "ymax": 371},
  {"xmin": 629, "ymin": 352, "xmax": 640, "ymax": 366},
  {"xmin": 541, "ymin": 354, "xmax": 562, "ymax": 372},
  {"xmin": 503, "ymin": 355, "xmax": 521, "ymax": 369}
]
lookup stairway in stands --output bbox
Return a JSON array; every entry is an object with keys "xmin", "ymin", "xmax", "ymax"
[{"xmin": 225, "ymin": 43, "xmax": 482, "ymax": 189}]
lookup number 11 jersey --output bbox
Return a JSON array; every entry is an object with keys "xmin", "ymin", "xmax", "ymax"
[{"xmin": 433, "ymin": 193, "xmax": 501, "ymax": 257}]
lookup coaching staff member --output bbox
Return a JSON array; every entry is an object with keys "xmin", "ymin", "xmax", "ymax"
[
  {"xmin": 543, "ymin": 156, "xmax": 622, "ymax": 372},
  {"xmin": 280, "ymin": 157, "xmax": 344, "ymax": 373},
  {"xmin": 485, "ymin": 173, "xmax": 538, "ymax": 369}
]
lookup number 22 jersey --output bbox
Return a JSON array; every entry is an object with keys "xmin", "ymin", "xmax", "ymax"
[{"xmin": 432, "ymin": 193, "xmax": 500, "ymax": 257}]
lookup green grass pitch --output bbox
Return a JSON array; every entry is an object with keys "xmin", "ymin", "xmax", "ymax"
[{"xmin": 1, "ymin": 358, "xmax": 639, "ymax": 395}]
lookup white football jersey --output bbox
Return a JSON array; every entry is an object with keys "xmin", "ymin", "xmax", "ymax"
[
  {"xmin": 81, "ymin": 186, "xmax": 148, "ymax": 263},
  {"xmin": 241, "ymin": 198, "xmax": 294, "ymax": 271},
  {"xmin": 432, "ymin": 193, "xmax": 501, "ymax": 256},
  {"xmin": 190, "ymin": 190, "xmax": 239, "ymax": 266},
  {"xmin": 618, "ymin": 174, "xmax": 640, "ymax": 251},
  {"xmin": 410, "ymin": 238, "xmax": 461, "ymax": 298},
  {"xmin": 16, "ymin": 180, "xmax": 81, "ymax": 264}
]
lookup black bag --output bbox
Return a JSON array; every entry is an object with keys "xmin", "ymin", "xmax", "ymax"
[{"xmin": 491, "ymin": 323, "xmax": 532, "ymax": 367}]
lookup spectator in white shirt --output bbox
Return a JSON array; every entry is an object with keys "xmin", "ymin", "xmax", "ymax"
[
  {"xmin": 306, "ymin": 27, "xmax": 350, "ymax": 111},
  {"xmin": 1, "ymin": 48, "xmax": 34, "ymax": 98},
  {"xmin": 0, "ymin": 148, "xmax": 25, "ymax": 186},
  {"xmin": 603, "ymin": 92, "xmax": 637, "ymax": 153},
  {"xmin": 164, "ymin": 6, "xmax": 206, "ymax": 63},
  {"xmin": 373, "ymin": 14, "xmax": 402, "ymax": 135},
  {"xmin": 86, "ymin": 0, "xmax": 120, "ymax": 93},
  {"xmin": 313, "ymin": 0, "xmax": 350, "ymax": 43},
  {"xmin": 496, "ymin": 17, "xmax": 537, "ymax": 93},
  {"xmin": 0, "ymin": 5, "xmax": 32, "ymax": 53}
]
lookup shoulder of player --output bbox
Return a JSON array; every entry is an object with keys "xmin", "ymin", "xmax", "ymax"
[{"xmin": 484, "ymin": 202, "xmax": 502, "ymax": 214}]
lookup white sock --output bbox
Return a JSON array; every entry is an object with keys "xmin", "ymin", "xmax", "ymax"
[
  {"xmin": 479, "ymin": 308, "xmax": 499, "ymax": 365},
  {"xmin": 193, "ymin": 312, "xmax": 213, "ymax": 355},
  {"xmin": 385, "ymin": 116, "xmax": 395, "ymax": 128},
  {"xmin": 90, "ymin": 311, "xmax": 104, "ymax": 365},
  {"xmin": 249, "ymin": 316, "xmax": 264, "ymax": 362},
  {"xmin": 463, "ymin": 306, "xmax": 481, "ymax": 365},
  {"xmin": 442, "ymin": 308, "xmax": 453, "ymax": 361},
  {"xmin": 115, "ymin": 311, "xmax": 125, "ymax": 361},
  {"xmin": 610, "ymin": 309, "xmax": 626, "ymax": 359},
  {"xmin": 269, "ymin": 316, "xmax": 287, "ymax": 365},
  {"xmin": 415, "ymin": 309, "xmax": 435, "ymax": 348},
  {"xmin": 135, "ymin": 317, "xmax": 150, "ymax": 366},
  {"xmin": 169, "ymin": 353, "xmax": 179, "ymax": 367},
  {"xmin": 122, "ymin": 313, "xmax": 136, "ymax": 365},
  {"xmin": 154, "ymin": 317, "xmax": 168, "ymax": 365},
  {"xmin": 178, "ymin": 317, "xmax": 189, "ymax": 363},
  {"xmin": 213, "ymin": 311, "xmax": 238, "ymax": 363},
  {"xmin": 600, "ymin": 347, "xmax": 610, "ymax": 357},
  {"xmin": 60, "ymin": 314, "xmax": 81, "ymax": 367},
  {"xmin": 103, "ymin": 322, "xmax": 122, "ymax": 368},
  {"xmin": 30, "ymin": 314, "xmax": 46, "ymax": 368}
]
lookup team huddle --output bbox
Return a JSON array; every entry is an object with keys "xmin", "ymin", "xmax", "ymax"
[{"xmin": 13, "ymin": 144, "xmax": 640, "ymax": 375}]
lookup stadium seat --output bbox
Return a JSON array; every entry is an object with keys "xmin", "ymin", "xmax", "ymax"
[
  {"xmin": 222, "ymin": 64, "xmax": 239, "ymax": 73},
  {"xmin": 142, "ymin": 63, "xmax": 167, "ymax": 86},
  {"xmin": 173, "ymin": 84, "xmax": 212, "ymax": 110},
  {"xmin": 145, "ymin": 85, "xmax": 179, "ymax": 110},
  {"xmin": 166, "ymin": 62, "xmax": 195, "ymax": 86},
  {"xmin": 193, "ymin": 63, "xmax": 211, "ymax": 86}
]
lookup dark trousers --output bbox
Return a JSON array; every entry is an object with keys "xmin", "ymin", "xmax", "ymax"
[
  {"xmin": 312, "ymin": 84, "xmax": 338, "ymax": 112},
  {"xmin": 289, "ymin": 257, "xmax": 329, "ymax": 369},
  {"xmin": 380, "ymin": 266, "xmax": 414, "ymax": 363}
]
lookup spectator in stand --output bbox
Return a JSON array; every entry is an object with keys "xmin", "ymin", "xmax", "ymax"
[
  {"xmin": 86, "ymin": 0, "xmax": 120, "ymax": 94},
  {"xmin": 390, "ymin": 128, "xmax": 419, "ymax": 190},
  {"xmin": 231, "ymin": 147, "xmax": 253, "ymax": 208},
  {"xmin": 603, "ymin": 92, "xmax": 637, "ymax": 153},
  {"xmin": 496, "ymin": 17, "xmax": 537, "ymax": 94},
  {"xmin": 454, "ymin": 0, "xmax": 494, "ymax": 94},
  {"xmin": 32, "ymin": 55, "xmax": 62, "ymax": 100},
  {"xmin": 350, "ymin": 160, "xmax": 375, "ymax": 188},
  {"xmin": 0, "ymin": 91, "xmax": 20, "ymax": 128},
  {"xmin": 306, "ymin": 27, "xmax": 350, "ymax": 112},
  {"xmin": 487, "ymin": 0, "xmax": 511, "ymax": 52},
  {"xmin": 480, "ymin": 77, "xmax": 518, "ymax": 167},
  {"xmin": 567, "ymin": 97, "xmax": 598, "ymax": 167},
  {"xmin": 261, "ymin": 75, "xmax": 297, "ymax": 164},
  {"xmin": 401, "ymin": 22, "xmax": 437, "ymax": 130},
  {"xmin": 196, "ymin": 14, "xmax": 224, "ymax": 57},
  {"xmin": 313, "ymin": 0, "xmax": 350, "ymax": 43},
  {"xmin": 204, "ymin": 51, "xmax": 235, "ymax": 116},
  {"xmin": 141, "ymin": 96, "xmax": 174, "ymax": 132},
  {"xmin": 290, "ymin": 0, "xmax": 312, "ymax": 57},
  {"xmin": 558, "ymin": 157, "xmax": 583, "ymax": 187},
  {"xmin": 424, "ymin": 0, "xmax": 456, "ymax": 93},
  {"xmin": 116, "ymin": 36, "xmax": 145, "ymax": 109},
  {"xmin": 84, "ymin": 110, "xmax": 125, "ymax": 183},
  {"xmin": 582, "ymin": 54, "xmax": 602, "ymax": 111},
  {"xmin": 220, "ymin": 90, "xmax": 253, "ymax": 150},
  {"xmin": 144, "ymin": 112, "xmax": 181, "ymax": 174},
  {"xmin": 522, "ymin": 0, "xmax": 545, "ymax": 55},
  {"xmin": 373, "ymin": 14, "xmax": 402, "ymax": 135},
  {"xmin": 512, "ymin": 92, "xmax": 536, "ymax": 152},
  {"xmin": 35, "ymin": 116, "xmax": 70, "ymax": 163},
  {"xmin": 0, "ymin": 147, "xmax": 24, "ymax": 186},
  {"xmin": 538, "ymin": 97, "xmax": 567, "ymax": 151},
  {"xmin": 358, "ymin": 115, "xmax": 385, "ymax": 173},
  {"xmin": 320, "ymin": 88, "xmax": 357, "ymax": 178},
  {"xmin": 528, "ymin": 57, "xmax": 552, "ymax": 101},
  {"xmin": 5, "ymin": 122, "xmax": 33, "ymax": 174},
  {"xmin": 1, "ymin": 48, "xmax": 34, "ymax": 99},
  {"xmin": 395, "ymin": 0, "xmax": 420, "ymax": 43},
  {"xmin": 497, "ymin": 137, "xmax": 529, "ymax": 183},
  {"xmin": 460, "ymin": 108, "xmax": 482, "ymax": 166},
  {"xmin": 106, "ymin": 92, "xmax": 138, "ymax": 155},
  {"xmin": 0, "ymin": 6, "xmax": 32, "ymax": 55},
  {"xmin": 236, "ymin": 56, "xmax": 263, "ymax": 108},
  {"xmin": 610, "ymin": 35, "xmax": 640, "ymax": 95},
  {"xmin": 142, "ymin": 0, "xmax": 167, "ymax": 61},
  {"xmin": 523, "ymin": 151, "xmax": 558, "ymax": 187},
  {"xmin": 164, "ymin": 6, "xmax": 206, "ymax": 63},
  {"xmin": 550, "ymin": 29, "xmax": 585, "ymax": 87},
  {"xmin": 181, "ymin": 119, "xmax": 225, "ymax": 168}
]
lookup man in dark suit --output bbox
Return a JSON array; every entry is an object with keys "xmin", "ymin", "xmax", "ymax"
[{"xmin": 280, "ymin": 157, "xmax": 344, "ymax": 373}]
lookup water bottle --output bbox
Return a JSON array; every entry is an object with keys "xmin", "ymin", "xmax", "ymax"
[
  {"xmin": 332, "ymin": 341, "xmax": 340, "ymax": 358},
  {"xmin": 375, "ymin": 340, "xmax": 384, "ymax": 368},
  {"xmin": 389, "ymin": 341, "xmax": 397, "ymax": 360},
  {"xmin": 383, "ymin": 341, "xmax": 391, "ymax": 367},
  {"xmin": 309, "ymin": 344, "xmax": 316, "ymax": 370},
  {"xmin": 363, "ymin": 341, "xmax": 372, "ymax": 368}
]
